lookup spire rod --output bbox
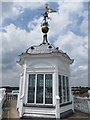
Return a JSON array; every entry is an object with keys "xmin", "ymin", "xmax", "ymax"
[{"xmin": 43, "ymin": 33, "xmax": 48, "ymax": 43}]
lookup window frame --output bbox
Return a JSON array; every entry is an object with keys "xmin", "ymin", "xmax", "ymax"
[
  {"xmin": 45, "ymin": 74, "xmax": 53, "ymax": 104},
  {"xmin": 27, "ymin": 74, "xmax": 35, "ymax": 103},
  {"xmin": 27, "ymin": 73, "xmax": 53, "ymax": 105},
  {"xmin": 58, "ymin": 75, "xmax": 70, "ymax": 104}
]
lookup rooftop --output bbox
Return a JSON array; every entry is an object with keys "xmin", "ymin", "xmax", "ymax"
[{"xmin": 2, "ymin": 99, "xmax": 90, "ymax": 119}]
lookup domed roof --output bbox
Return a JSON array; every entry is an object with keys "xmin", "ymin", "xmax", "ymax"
[
  {"xmin": 26, "ymin": 42, "xmax": 59, "ymax": 54},
  {"xmin": 17, "ymin": 41, "xmax": 74, "ymax": 65},
  {"xmin": 24, "ymin": 42, "xmax": 73, "ymax": 63}
]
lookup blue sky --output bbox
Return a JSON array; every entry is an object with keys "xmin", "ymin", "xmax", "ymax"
[{"xmin": 0, "ymin": 1, "xmax": 89, "ymax": 87}]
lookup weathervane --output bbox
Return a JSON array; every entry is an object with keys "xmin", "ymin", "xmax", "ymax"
[{"xmin": 41, "ymin": 4, "xmax": 57, "ymax": 43}]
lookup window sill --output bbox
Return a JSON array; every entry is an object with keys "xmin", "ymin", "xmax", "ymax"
[{"xmin": 23, "ymin": 103, "xmax": 55, "ymax": 108}]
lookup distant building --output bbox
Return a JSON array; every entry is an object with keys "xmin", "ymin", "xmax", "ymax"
[{"xmin": 17, "ymin": 4, "xmax": 74, "ymax": 119}]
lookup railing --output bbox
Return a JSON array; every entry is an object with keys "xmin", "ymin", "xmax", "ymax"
[
  {"xmin": 6, "ymin": 94, "xmax": 17, "ymax": 101},
  {"xmin": 74, "ymin": 96, "xmax": 90, "ymax": 114}
]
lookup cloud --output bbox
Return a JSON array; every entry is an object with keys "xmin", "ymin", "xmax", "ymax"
[
  {"xmin": 47, "ymin": 2, "xmax": 87, "ymax": 40},
  {"xmin": 2, "ymin": 67, "xmax": 20, "ymax": 87},
  {"xmin": 13, "ymin": 2, "xmax": 45, "ymax": 10},
  {"xmin": 1, "ymin": 2, "xmax": 23, "ymax": 23},
  {"xmin": 1, "ymin": 18, "xmax": 43, "ymax": 86},
  {"xmin": 53, "ymin": 2, "xmax": 88, "ymax": 87},
  {"xmin": 1, "ymin": 2, "xmax": 46, "ymax": 22},
  {"xmin": 71, "ymin": 65, "xmax": 88, "ymax": 87},
  {"xmin": 1, "ymin": 20, "xmax": 42, "ymax": 67},
  {"xmin": 80, "ymin": 11, "xmax": 88, "ymax": 35}
]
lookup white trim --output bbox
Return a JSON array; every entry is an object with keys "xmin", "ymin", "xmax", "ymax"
[
  {"xmin": 25, "ymin": 73, "xmax": 29, "ymax": 103},
  {"xmin": 35, "ymin": 74, "xmax": 37, "ymax": 104},
  {"xmin": 25, "ymin": 103, "xmax": 53, "ymax": 106},
  {"xmin": 61, "ymin": 76, "xmax": 63, "ymax": 103},
  {"xmin": 65, "ymin": 77, "xmax": 68, "ymax": 102},
  {"xmin": 22, "ymin": 61, "xmax": 27, "ymax": 103},
  {"xmin": 65, "ymin": 77, "xmax": 67, "ymax": 102},
  {"xmin": 53, "ymin": 73, "xmax": 55, "ymax": 105},
  {"xmin": 26, "ymin": 67, "xmax": 55, "ymax": 73},
  {"xmin": 43, "ymin": 74, "xmax": 45, "ymax": 104},
  {"xmin": 51, "ymin": 74, "xmax": 53, "ymax": 104}
]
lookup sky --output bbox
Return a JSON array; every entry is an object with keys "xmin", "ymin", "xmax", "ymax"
[{"xmin": 0, "ymin": 0, "xmax": 89, "ymax": 87}]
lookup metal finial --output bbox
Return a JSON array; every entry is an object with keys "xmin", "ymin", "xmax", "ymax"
[{"xmin": 41, "ymin": 4, "xmax": 57, "ymax": 43}]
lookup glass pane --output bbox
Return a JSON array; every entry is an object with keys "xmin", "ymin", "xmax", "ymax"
[
  {"xmin": 66, "ymin": 77, "xmax": 70, "ymax": 101},
  {"xmin": 63, "ymin": 76, "xmax": 66, "ymax": 102},
  {"xmin": 36, "ymin": 74, "xmax": 44, "ymax": 103},
  {"xmin": 28, "ymin": 74, "xmax": 35, "ymax": 103},
  {"xmin": 45, "ymin": 74, "xmax": 52, "ymax": 104},
  {"xmin": 59, "ymin": 75, "xmax": 62, "ymax": 103}
]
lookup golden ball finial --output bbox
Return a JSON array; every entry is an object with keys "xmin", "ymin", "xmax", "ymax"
[{"xmin": 41, "ymin": 26, "xmax": 49, "ymax": 33}]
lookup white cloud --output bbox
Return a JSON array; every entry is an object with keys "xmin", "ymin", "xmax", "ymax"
[
  {"xmin": 1, "ymin": 23, "xmax": 42, "ymax": 86},
  {"xmin": 2, "ymin": 23, "xmax": 42, "ymax": 53},
  {"xmin": 54, "ymin": 31, "xmax": 88, "ymax": 87},
  {"xmin": 2, "ymin": 68, "xmax": 20, "ymax": 87},
  {"xmin": 52, "ymin": 2, "xmax": 88, "ymax": 87},
  {"xmin": 2, "ymin": 2, "xmax": 22, "ymax": 21},
  {"xmin": 54, "ymin": 31, "xmax": 87, "ymax": 53},
  {"xmin": 63, "ymin": 0, "xmax": 89, "ymax": 2},
  {"xmin": 47, "ymin": 2, "xmax": 87, "ymax": 40},
  {"xmin": 80, "ymin": 11, "xmax": 88, "ymax": 34},
  {"xmin": 14, "ymin": 2, "xmax": 45, "ymax": 10},
  {"xmin": 71, "ymin": 65, "xmax": 88, "ymax": 87},
  {"xmin": 1, "ymin": 2, "xmax": 46, "ymax": 21}
]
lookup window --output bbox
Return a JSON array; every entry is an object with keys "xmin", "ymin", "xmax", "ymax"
[
  {"xmin": 45, "ymin": 74, "xmax": 52, "ymax": 104},
  {"xmin": 59, "ymin": 75, "xmax": 62, "ymax": 103},
  {"xmin": 28, "ymin": 74, "xmax": 52, "ymax": 104},
  {"xmin": 59, "ymin": 75, "xmax": 70, "ymax": 103},
  {"xmin": 66, "ymin": 77, "xmax": 70, "ymax": 101},
  {"xmin": 36, "ymin": 74, "xmax": 44, "ymax": 103},
  {"xmin": 28, "ymin": 74, "xmax": 35, "ymax": 103},
  {"xmin": 63, "ymin": 76, "xmax": 66, "ymax": 102}
]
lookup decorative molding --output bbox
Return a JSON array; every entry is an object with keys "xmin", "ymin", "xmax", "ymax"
[
  {"xmin": 28, "ymin": 61, "xmax": 53, "ymax": 68},
  {"xmin": 26, "ymin": 67, "xmax": 55, "ymax": 73}
]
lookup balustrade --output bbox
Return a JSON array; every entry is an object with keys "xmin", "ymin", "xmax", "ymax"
[
  {"xmin": 6, "ymin": 94, "xmax": 17, "ymax": 101},
  {"xmin": 74, "ymin": 96, "xmax": 90, "ymax": 114}
]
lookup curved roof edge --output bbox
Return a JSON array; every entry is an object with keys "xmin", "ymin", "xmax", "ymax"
[{"xmin": 17, "ymin": 42, "xmax": 74, "ymax": 65}]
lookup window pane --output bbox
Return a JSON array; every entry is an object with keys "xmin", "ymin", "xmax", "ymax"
[
  {"xmin": 28, "ymin": 74, "xmax": 35, "ymax": 103},
  {"xmin": 45, "ymin": 74, "xmax": 52, "ymax": 104},
  {"xmin": 36, "ymin": 74, "xmax": 44, "ymax": 103},
  {"xmin": 66, "ymin": 77, "xmax": 70, "ymax": 101},
  {"xmin": 59, "ymin": 75, "xmax": 62, "ymax": 103},
  {"xmin": 63, "ymin": 76, "xmax": 66, "ymax": 102}
]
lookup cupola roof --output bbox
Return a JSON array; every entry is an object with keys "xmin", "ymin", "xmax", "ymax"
[{"xmin": 18, "ymin": 41, "xmax": 74, "ymax": 64}]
